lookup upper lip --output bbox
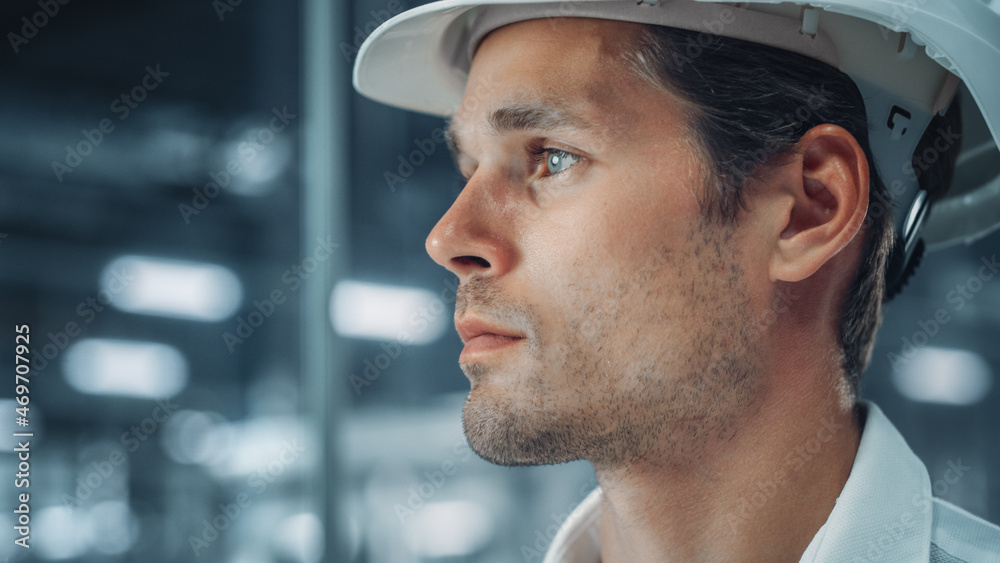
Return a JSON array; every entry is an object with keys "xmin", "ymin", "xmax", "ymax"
[{"xmin": 455, "ymin": 317, "xmax": 524, "ymax": 344}]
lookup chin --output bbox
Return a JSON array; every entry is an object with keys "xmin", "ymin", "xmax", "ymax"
[{"xmin": 460, "ymin": 381, "xmax": 591, "ymax": 467}]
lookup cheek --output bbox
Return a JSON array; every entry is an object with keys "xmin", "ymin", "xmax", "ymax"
[
  {"xmin": 601, "ymin": 158, "xmax": 704, "ymax": 253},
  {"xmin": 516, "ymin": 179, "xmax": 693, "ymax": 320},
  {"xmin": 512, "ymin": 144, "xmax": 708, "ymax": 341}
]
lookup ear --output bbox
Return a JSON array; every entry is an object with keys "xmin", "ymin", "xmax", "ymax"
[{"xmin": 768, "ymin": 124, "xmax": 869, "ymax": 283}]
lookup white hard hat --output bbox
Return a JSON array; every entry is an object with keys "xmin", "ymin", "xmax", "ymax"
[{"xmin": 353, "ymin": 0, "xmax": 1000, "ymax": 293}]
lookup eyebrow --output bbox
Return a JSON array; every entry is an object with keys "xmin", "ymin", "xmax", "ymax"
[{"xmin": 445, "ymin": 102, "xmax": 595, "ymax": 161}]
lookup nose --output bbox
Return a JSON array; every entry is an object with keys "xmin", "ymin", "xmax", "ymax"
[{"xmin": 425, "ymin": 173, "xmax": 516, "ymax": 280}]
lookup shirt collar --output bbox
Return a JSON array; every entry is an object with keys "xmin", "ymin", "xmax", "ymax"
[
  {"xmin": 542, "ymin": 486, "xmax": 602, "ymax": 563},
  {"xmin": 542, "ymin": 401, "xmax": 934, "ymax": 563},
  {"xmin": 799, "ymin": 401, "xmax": 933, "ymax": 562}
]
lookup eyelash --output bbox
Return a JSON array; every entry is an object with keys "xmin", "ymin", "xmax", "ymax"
[
  {"xmin": 527, "ymin": 143, "xmax": 581, "ymax": 178},
  {"xmin": 454, "ymin": 143, "xmax": 582, "ymax": 184}
]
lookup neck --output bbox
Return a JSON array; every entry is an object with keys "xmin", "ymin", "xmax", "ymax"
[{"xmin": 596, "ymin": 365, "xmax": 861, "ymax": 562}]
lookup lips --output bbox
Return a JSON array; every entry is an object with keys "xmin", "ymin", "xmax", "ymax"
[
  {"xmin": 455, "ymin": 317, "xmax": 523, "ymax": 344},
  {"xmin": 456, "ymin": 317, "xmax": 525, "ymax": 361}
]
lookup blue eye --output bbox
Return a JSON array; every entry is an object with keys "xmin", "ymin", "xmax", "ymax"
[{"xmin": 545, "ymin": 150, "xmax": 580, "ymax": 175}]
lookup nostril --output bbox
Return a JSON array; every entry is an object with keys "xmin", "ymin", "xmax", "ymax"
[{"xmin": 455, "ymin": 255, "xmax": 491, "ymax": 268}]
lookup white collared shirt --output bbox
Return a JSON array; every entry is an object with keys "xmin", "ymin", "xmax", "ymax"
[{"xmin": 542, "ymin": 402, "xmax": 1000, "ymax": 562}]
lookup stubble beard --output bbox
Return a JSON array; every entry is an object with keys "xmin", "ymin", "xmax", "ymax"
[{"xmin": 459, "ymin": 221, "xmax": 763, "ymax": 469}]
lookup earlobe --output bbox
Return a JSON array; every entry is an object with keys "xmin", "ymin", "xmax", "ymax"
[{"xmin": 768, "ymin": 124, "xmax": 869, "ymax": 283}]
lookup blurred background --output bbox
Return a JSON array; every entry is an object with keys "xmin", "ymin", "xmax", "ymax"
[{"xmin": 0, "ymin": 0, "xmax": 996, "ymax": 561}]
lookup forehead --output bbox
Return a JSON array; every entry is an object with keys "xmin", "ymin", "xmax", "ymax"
[{"xmin": 451, "ymin": 18, "xmax": 653, "ymax": 134}]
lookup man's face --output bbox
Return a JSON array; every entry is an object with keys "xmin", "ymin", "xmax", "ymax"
[{"xmin": 428, "ymin": 18, "xmax": 766, "ymax": 469}]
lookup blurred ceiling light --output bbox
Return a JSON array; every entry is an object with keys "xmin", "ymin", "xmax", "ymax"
[
  {"xmin": 403, "ymin": 500, "xmax": 493, "ymax": 558},
  {"xmin": 219, "ymin": 139, "xmax": 293, "ymax": 196},
  {"xmin": 104, "ymin": 255, "xmax": 242, "ymax": 322},
  {"xmin": 891, "ymin": 347, "xmax": 993, "ymax": 406},
  {"xmin": 89, "ymin": 501, "xmax": 140, "ymax": 555},
  {"xmin": 218, "ymin": 126, "xmax": 294, "ymax": 196},
  {"xmin": 203, "ymin": 416, "xmax": 312, "ymax": 479},
  {"xmin": 161, "ymin": 410, "xmax": 231, "ymax": 465},
  {"xmin": 330, "ymin": 280, "xmax": 447, "ymax": 344},
  {"xmin": 34, "ymin": 506, "xmax": 92, "ymax": 560},
  {"xmin": 272, "ymin": 512, "xmax": 324, "ymax": 563},
  {"xmin": 64, "ymin": 339, "xmax": 188, "ymax": 399}
]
